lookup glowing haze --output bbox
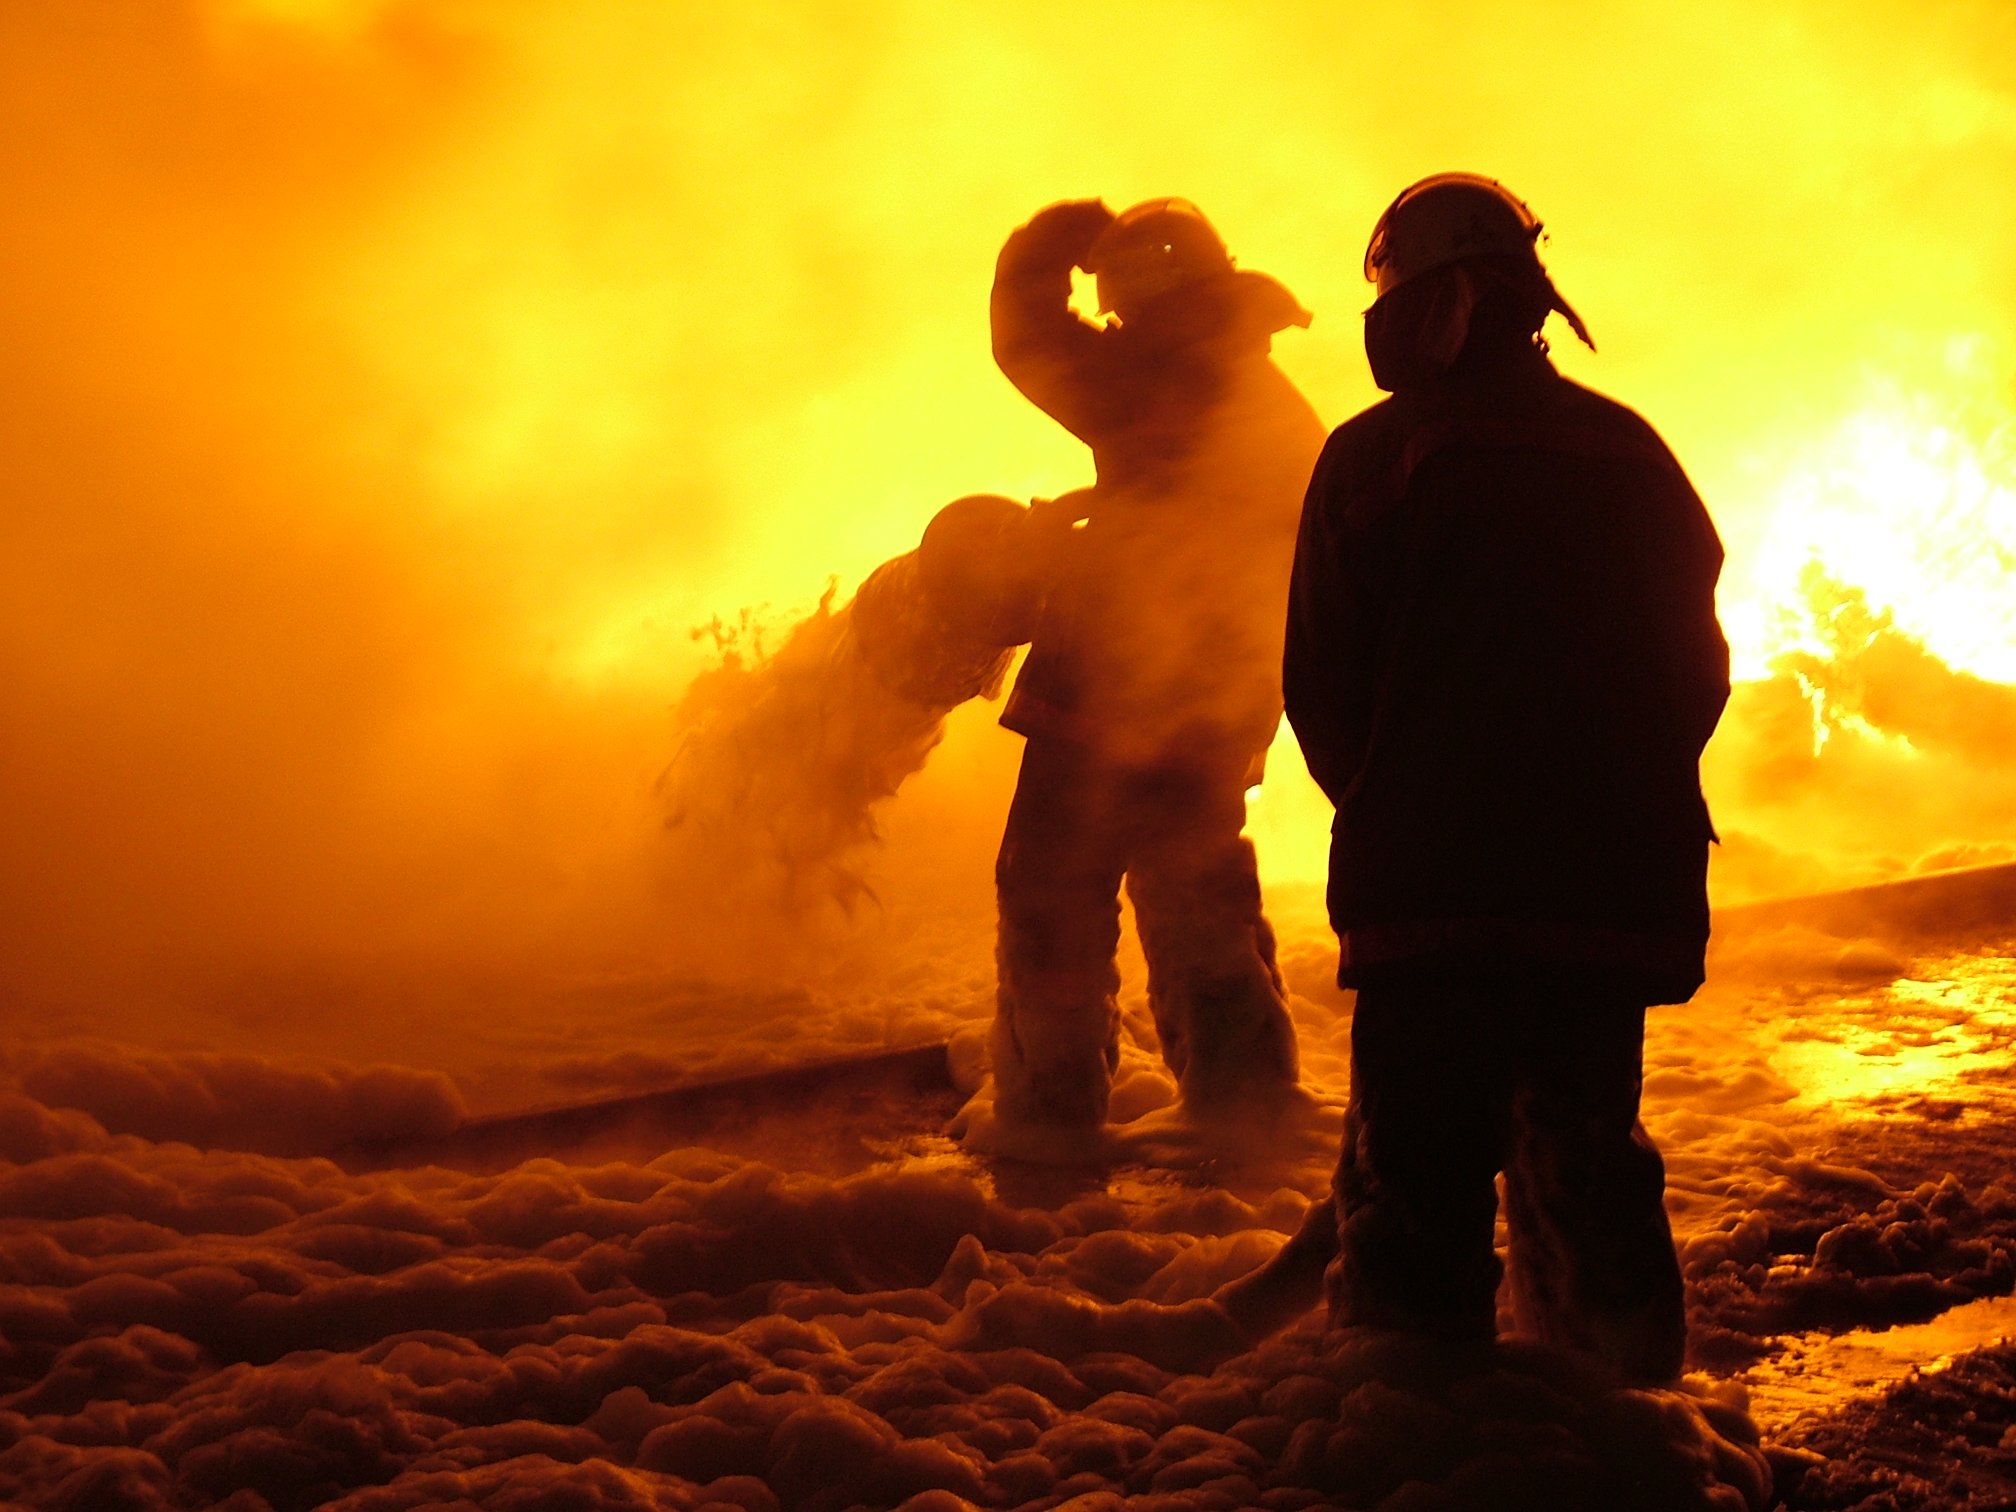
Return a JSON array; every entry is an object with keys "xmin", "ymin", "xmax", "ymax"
[{"xmin": 5, "ymin": 0, "xmax": 2015, "ymax": 1013}]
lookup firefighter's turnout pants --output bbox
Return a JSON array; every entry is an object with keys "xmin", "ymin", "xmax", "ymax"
[
  {"xmin": 1329, "ymin": 973, "xmax": 1687, "ymax": 1384},
  {"xmin": 991, "ymin": 736, "xmax": 1299, "ymax": 1127}
]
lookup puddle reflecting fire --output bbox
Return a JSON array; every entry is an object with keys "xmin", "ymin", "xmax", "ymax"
[
  {"xmin": 1761, "ymin": 949, "xmax": 2016, "ymax": 1120},
  {"xmin": 1740, "ymin": 1290, "xmax": 2016, "ymax": 1430}
]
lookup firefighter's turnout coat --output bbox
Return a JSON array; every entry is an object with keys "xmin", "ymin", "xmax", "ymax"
[
  {"xmin": 1285, "ymin": 342, "xmax": 1729, "ymax": 1004},
  {"xmin": 991, "ymin": 204, "xmax": 1326, "ymax": 771}
]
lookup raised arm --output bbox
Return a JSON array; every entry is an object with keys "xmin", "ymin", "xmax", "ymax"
[{"xmin": 989, "ymin": 199, "xmax": 1119, "ymax": 442}]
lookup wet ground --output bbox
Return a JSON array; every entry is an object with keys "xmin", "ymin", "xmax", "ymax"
[
  {"xmin": 337, "ymin": 920, "xmax": 2016, "ymax": 1506},
  {"xmin": 8, "ymin": 875, "xmax": 2016, "ymax": 1508}
]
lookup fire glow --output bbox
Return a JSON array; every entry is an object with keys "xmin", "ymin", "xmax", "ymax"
[{"xmin": 6, "ymin": 5, "xmax": 2016, "ymax": 1507}]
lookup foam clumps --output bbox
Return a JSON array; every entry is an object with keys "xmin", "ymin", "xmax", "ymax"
[
  {"xmin": 11, "ymin": 928, "xmax": 2016, "ymax": 1506},
  {"xmin": 0, "ymin": 1044, "xmax": 1775, "ymax": 1512},
  {"xmin": 0, "ymin": 1043, "xmax": 466, "ymax": 1159},
  {"xmin": 945, "ymin": 1012, "xmax": 1345, "ymax": 1189}
]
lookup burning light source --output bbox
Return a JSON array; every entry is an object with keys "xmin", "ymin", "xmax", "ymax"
[{"xmin": 1723, "ymin": 337, "xmax": 2016, "ymax": 685}]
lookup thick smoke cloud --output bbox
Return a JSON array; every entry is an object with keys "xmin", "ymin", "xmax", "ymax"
[
  {"xmin": 1705, "ymin": 572, "xmax": 2016, "ymax": 899},
  {"xmin": 7, "ymin": 0, "xmax": 2016, "ymax": 1029}
]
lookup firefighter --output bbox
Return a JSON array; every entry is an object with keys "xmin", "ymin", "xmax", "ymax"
[
  {"xmin": 968, "ymin": 197, "xmax": 1328, "ymax": 1152},
  {"xmin": 1267, "ymin": 174, "xmax": 1729, "ymax": 1383}
]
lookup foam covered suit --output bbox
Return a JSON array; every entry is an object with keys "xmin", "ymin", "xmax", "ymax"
[
  {"xmin": 986, "ymin": 200, "xmax": 1327, "ymax": 1129},
  {"xmin": 1285, "ymin": 273, "xmax": 1729, "ymax": 1383}
]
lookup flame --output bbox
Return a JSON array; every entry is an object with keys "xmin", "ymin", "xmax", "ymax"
[{"xmin": 1722, "ymin": 338, "xmax": 2016, "ymax": 684}]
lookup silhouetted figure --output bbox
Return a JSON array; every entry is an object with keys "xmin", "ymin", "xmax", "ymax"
[
  {"xmin": 1265, "ymin": 175, "xmax": 1729, "ymax": 1383},
  {"xmin": 971, "ymin": 198, "xmax": 1327, "ymax": 1149}
]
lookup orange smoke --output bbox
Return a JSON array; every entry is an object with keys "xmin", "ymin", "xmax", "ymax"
[{"xmin": 4, "ymin": 0, "xmax": 2014, "ymax": 1022}]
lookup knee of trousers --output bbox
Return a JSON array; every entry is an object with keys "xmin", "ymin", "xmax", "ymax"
[
  {"xmin": 998, "ymin": 919, "xmax": 1123, "ymax": 997},
  {"xmin": 996, "ymin": 964, "xmax": 1121, "ymax": 1054},
  {"xmin": 997, "ymin": 880, "xmax": 1122, "ymax": 975},
  {"xmin": 1129, "ymin": 836, "xmax": 1266, "ymax": 919},
  {"xmin": 1130, "ymin": 881, "xmax": 1276, "ymax": 985}
]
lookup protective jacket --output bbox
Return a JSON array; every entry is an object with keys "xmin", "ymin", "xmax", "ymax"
[
  {"xmin": 1284, "ymin": 342, "xmax": 1728, "ymax": 1003},
  {"xmin": 991, "ymin": 204, "xmax": 1326, "ymax": 768}
]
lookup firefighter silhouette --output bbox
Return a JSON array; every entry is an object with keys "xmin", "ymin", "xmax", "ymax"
[
  {"xmin": 967, "ymin": 198, "xmax": 1327, "ymax": 1150},
  {"xmin": 1223, "ymin": 174, "xmax": 1726, "ymax": 1386}
]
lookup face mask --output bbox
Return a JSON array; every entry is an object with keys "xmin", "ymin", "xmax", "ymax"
[{"xmin": 1362, "ymin": 265, "xmax": 1479, "ymax": 393}]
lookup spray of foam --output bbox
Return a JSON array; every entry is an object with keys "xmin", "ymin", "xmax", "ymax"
[{"xmin": 659, "ymin": 545, "xmax": 1019, "ymax": 916}]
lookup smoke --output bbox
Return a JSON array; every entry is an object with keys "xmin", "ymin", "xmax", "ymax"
[
  {"xmin": 4, "ymin": 0, "xmax": 2016, "ymax": 1040},
  {"xmin": 658, "ymin": 557, "xmax": 1011, "ymax": 925}
]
